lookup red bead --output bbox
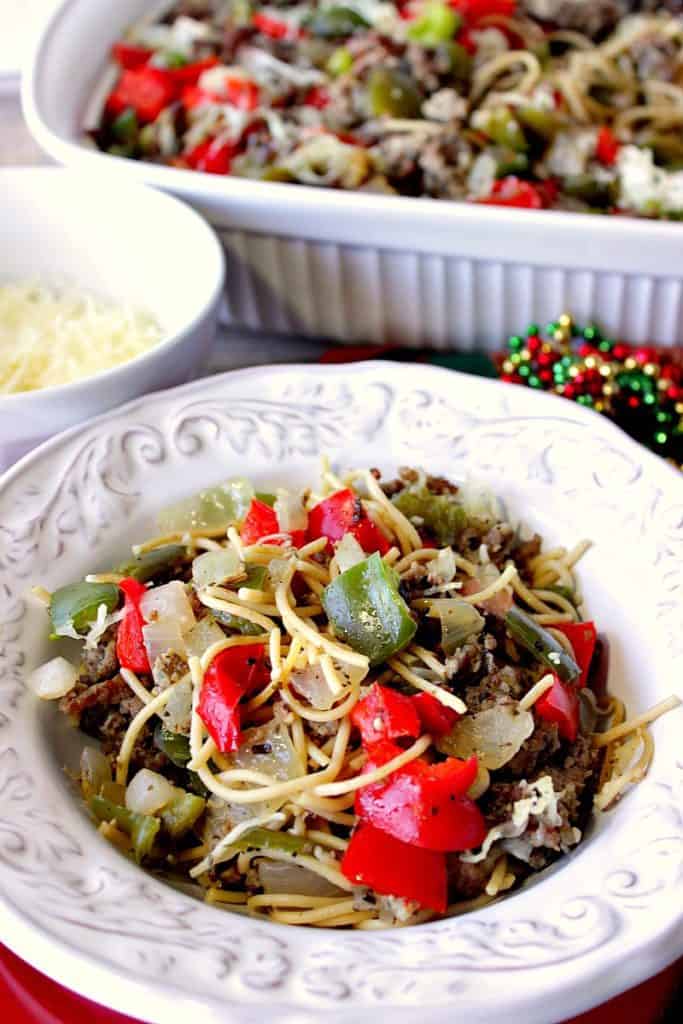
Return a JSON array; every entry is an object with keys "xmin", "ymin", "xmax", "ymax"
[
  {"xmin": 628, "ymin": 396, "xmax": 641, "ymax": 409},
  {"xmin": 539, "ymin": 369, "xmax": 553, "ymax": 383},
  {"xmin": 527, "ymin": 335, "xmax": 542, "ymax": 353},
  {"xmin": 563, "ymin": 384, "xmax": 576, "ymax": 399},
  {"xmin": 613, "ymin": 344, "xmax": 630, "ymax": 360},
  {"xmin": 537, "ymin": 351, "xmax": 556, "ymax": 367},
  {"xmin": 634, "ymin": 347, "xmax": 654, "ymax": 364},
  {"xmin": 666, "ymin": 386, "xmax": 681, "ymax": 401},
  {"xmin": 500, "ymin": 374, "xmax": 516, "ymax": 383},
  {"xmin": 573, "ymin": 373, "xmax": 585, "ymax": 385},
  {"xmin": 578, "ymin": 342, "xmax": 595, "ymax": 358}
]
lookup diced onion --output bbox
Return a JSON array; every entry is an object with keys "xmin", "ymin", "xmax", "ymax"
[
  {"xmin": 274, "ymin": 490, "xmax": 307, "ymax": 533},
  {"xmin": 185, "ymin": 616, "xmax": 226, "ymax": 659},
  {"xmin": 438, "ymin": 704, "xmax": 534, "ymax": 769},
  {"xmin": 143, "ymin": 619, "xmax": 186, "ymax": 668},
  {"xmin": 125, "ymin": 768, "xmax": 175, "ymax": 815},
  {"xmin": 428, "ymin": 599, "xmax": 484, "ymax": 655},
  {"xmin": 229, "ymin": 722, "xmax": 303, "ymax": 780},
  {"xmin": 290, "ymin": 664, "xmax": 336, "ymax": 711},
  {"xmin": 427, "ymin": 547, "xmax": 456, "ymax": 583},
  {"xmin": 29, "ymin": 656, "xmax": 79, "ymax": 700},
  {"xmin": 335, "ymin": 532, "xmax": 365, "ymax": 574},
  {"xmin": 141, "ymin": 582, "xmax": 196, "ymax": 633},
  {"xmin": 80, "ymin": 747, "xmax": 112, "ymax": 799},
  {"xmin": 192, "ymin": 548, "xmax": 243, "ymax": 590},
  {"xmin": 158, "ymin": 478, "xmax": 253, "ymax": 533},
  {"xmin": 159, "ymin": 678, "xmax": 194, "ymax": 735},
  {"xmin": 258, "ymin": 860, "xmax": 344, "ymax": 897}
]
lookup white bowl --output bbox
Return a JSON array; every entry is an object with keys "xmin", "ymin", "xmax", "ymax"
[
  {"xmin": 23, "ymin": 0, "xmax": 683, "ymax": 349},
  {"xmin": 0, "ymin": 361, "xmax": 681, "ymax": 1024},
  {"xmin": 0, "ymin": 167, "xmax": 225, "ymax": 468}
]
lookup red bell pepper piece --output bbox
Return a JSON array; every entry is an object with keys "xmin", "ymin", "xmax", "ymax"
[
  {"xmin": 116, "ymin": 577, "xmax": 151, "ymax": 675},
  {"xmin": 252, "ymin": 12, "xmax": 303, "ymax": 40},
  {"xmin": 595, "ymin": 125, "xmax": 620, "ymax": 167},
  {"xmin": 535, "ymin": 675, "xmax": 579, "ymax": 742},
  {"xmin": 351, "ymin": 684, "xmax": 420, "ymax": 747},
  {"xmin": 341, "ymin": 822, "xmax": 448, "ymax": 912},
  {"xmin": 197, "ymin": 643, "xmax": 269, "ymax": 752},
  {"xmin": 412, "ymin": 692, "xmax": 460, "ymax": 737},
  {"xmin": 307, "ymin": 489, "xmax": 390, "ymax": 555},
  {"xmin": 477, "ymin": 176, "xmax": 544, "ymax": 209},
  {"xmin": 304, "ymin": 86, "xmax": 330, "ymax": 110},
  {"xmin": 549, "ymin": 621, "xmax": 597, "ymax": 689},
  {"xmin": 106, "ymin": 68, "xmax": 177, "ymax": 123},
  {"xmin": 356, "ymin": 742, "xmax": 485, "ymax": 851},
  {"xmin": 450, "ymin": 0, "xmax": 516, "ymax": 21},
  {"xmin": 240, "ymin": 498, "xmax": 306, "ymax": 548},
  {"xmin": 112, "ymin": 43, "xmax": 153, "ymax": 70},
  {"xmin": 185, "ymin": 137, "xmax": 235, "ymax": 175},
  {"xmin": 168, "ymin": 56, "xmax": 219, "ymax": 87},
  {"xmin": 183, "ymin": 76, "xmax": 260, "ymax": 111}
]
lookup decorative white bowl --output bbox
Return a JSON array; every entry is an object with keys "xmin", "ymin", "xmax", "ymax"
[
  {"xmin": 0, "ymin": 362, "xmax": 681, "ymax": 1024},
  {"xmin": 22, "ymin": 0, "xmax": 683, "ymax": 349},
  {"xmin": 0, "ymin": 167, "xmax": 225, "ymax": 468}
]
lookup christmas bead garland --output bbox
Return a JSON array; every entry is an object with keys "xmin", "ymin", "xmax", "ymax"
[{"xmin": 498, "ymin": 315, "xmax": 683, "ymax": 469}]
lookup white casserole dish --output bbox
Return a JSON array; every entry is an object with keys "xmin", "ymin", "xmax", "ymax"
[{"xmin": 23, "ymin": 0, "xmax": 683, "ymax": 350}]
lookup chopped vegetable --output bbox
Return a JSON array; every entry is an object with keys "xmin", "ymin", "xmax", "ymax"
[
  {"xmin": 305, "ymin": 7, "xmax": 369, "ymax": 37},
  {"xmin": 112, "ymin": 43, "xmax": 153, "ymax": 70},
  {"xmin": 351, "ymin": 683, "xmax": 420, "ymax": 746},
  {"xmin": 307, "ymin": 489, "xmax": 389, "ymax": 555},
  {"xmin": 140, "ymin": 581, "xmax": 195, "ymax": 634},
  {"xmin": 80, "ymin": 747, "xmax": 112, "ymax": 799},
  {"xmin": 186, "ymin": 137, "xmax": 235, "ymax": 175},
  {"xmin": 407, "ymin": 3, "xmax": 460, "ymax": 45},
  {"xmin": 126, "ymin": 768, "xmax": 175, "ymax": 815},
  {"xmin": 368, "ymin": 68, "xmax": 422, "ymax": 119},
  {"xmin": 29, "ymin": 656, "xmax": 79, "ymax": 700},
  {"xmin": 90, "ymin": 794, "xmax": 160, "ymax": 862},
  {"xmin": 160, "ymin": 787, "xmax": 206, "ymax": 838},
  {"xmin": 596, "ymin": 125, "xmax": 620, "ymax": 167},
  {"xmin": 158, "ymin": 478, "xmax": 254, "ymax": 533},
  {"xmin": 116, "ymin": 544, "xmax": 185, "ymax": 582},
  {"xmin": 437, "ymin": 703, "xmax": 535, "ymax": 769},
  {"xmin": 392, "ymin": 486, "xmax": 466, "ymax": 546},
  {"xmin": 412, "ymin": 692, "xmax": 460, "ymax": 737},
  {"xmin": 240, "ymin": 498, "xmax": 306, "ymax": 547},
  {"xmin": 355, "ymin": 741, "xmax": 484, "ymax": 851},
  {"xmin": 427, "ymin": 599, "xmax": 484, "ymax": 655},
  {"xmin": 106, "ymin": 68, "xmax": 177, "ymax": 123},
  {"xmin": 549, "ymin": 621, "xmax": 597, "ymax": 688},
  {"xmin": 232, "ymin": 827, "xmax": 308, "ymax": 854},
  {"xmin": 327, "ymin": 46, "xmax": 353, "ymax": 77},
  {"xmin": 341, "ymin": 823, "xmax": 448, "ymax": 912},
  {"xmin": 477, "ymin": 177, "xmax": 545, "ymax": 209},
  {"xmin": 322, "ymin": 553, "xmax": 417, "ymax": 666},
  {"xmin": 197, "ymin": 643, "xmax": 270, "ymax": 752},
  {"xmin": 49, "ymin": 581, "xmax": 119, "ymax": 638},
  {"xmin": 505, "ymin": 606, "xmax": 580, "ymax": 683},
  {"xmin": 154, "ymin": 725, "xmax": 191, "ymax": 766},
  {"xmin": 535, "ymin": 675, "xmax": 579, "ymax": 741},
  {"xmin": 116, "ymin": 577, "xmax": 152, "ymax": 674}
]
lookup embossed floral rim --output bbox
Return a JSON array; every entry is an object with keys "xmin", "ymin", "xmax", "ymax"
[{"xmin": 0, "ymin": 362, "xmax": 681, "ymax": 1024}]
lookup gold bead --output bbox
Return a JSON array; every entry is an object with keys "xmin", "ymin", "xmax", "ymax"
[
  {"xmin": 521, "ymin": 349, "xmax": 530, "ymax": 360},
  {"xmin": 603, "ymin": 385, "xmax": 613, "ymax": 397},
  {"xmin": 599, "ymin": 364, "xmax": 611, "ymax": 377},
  {"xmin": 585, "ymin": 356, "xmax": 596, "ymax": 369},
  {"xmin": 553, "ymin": 330, "xmax": 565, "ymax": 342},
  {"xmin": 503, "ymin": 360, "xmax": 514, "ymax": 373},
  {"xmin": 658, "ymin": 378, "xmax": 669, "ymax": 390},
  {"xmin": 676, "ymin": 402, "xmax": 683, "ymax": 415},
  {"xmin": 542, "ymin": 343, "xmax": 552, "ymax": 354},
  {"xmin": 643, "ymin": 363, "xmax": 657, "ymax": 376},
  {"xmin": 594, "ymin": 401, "xmax": 604, "ymax": 413},
  {"xmin": 558, "ymin": 313, "xmax": 572, "ymax": 328},
  {"xmin": 624, "ymin": 357, "xmax": 637, "ymax": 370},
  {"xmin": 568, "ymin": 366, "xmax": 579, "ymax": 378}
]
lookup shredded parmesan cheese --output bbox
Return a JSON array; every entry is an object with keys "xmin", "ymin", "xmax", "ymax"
[{"xmin": 0, "ymin": 282, "xmax": 162, "ymax": 394}]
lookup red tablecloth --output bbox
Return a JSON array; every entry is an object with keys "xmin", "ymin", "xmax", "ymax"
[{"xmin": 1, "ymin": 945, "xmax": 680, "ymax": 1023}]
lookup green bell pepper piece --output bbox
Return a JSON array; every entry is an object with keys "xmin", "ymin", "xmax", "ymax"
[
  {"xmin": 478, "ymin": 108, "xmax": 527, "ymax": 152},
  {"xmin": 90, "ymin": 795, "xmax": 160, "ymax": 862},
  {"xmin": 562, "ymin": 174, "xmax": 616, "ymax": 208},
  {"xmin": 407, "ymin": 3, "xmax": 460, "ymax": 46},
  {"xmin": 491, "ymin": 146, "xmax": 529, "ymax": 176},
  {"xmin": 50, "ymin": 582, "xmax": 119, "ymax": 637},
  {"xmin": 305, "ymin": 6, "xmax": 369, "ymax": 38},
  {"xmin": 157, "ymin": 477, "xmax": 254, "ymax": 533},
  {"xmin": 211, "ymin": 565, "xmax": 268, "ymax": 635},
  {"xmin": 116, "ymin": 544, "xmax": 186, "ymax": 583},
  {"xmin": 321, "ymin": 552, "xmax": 417, "ymax": 666},
  {"xmin": 327, "ymin": 46, "xmax": 353, "ymax": 77},
  {"xmin": 254, "ymin": 492, "xmax": 277, "ymax": 507},
  {"xmin": 160, "ymin": 788, "xmax": 206, "ymax": 839},
  {"xmin": 154, "ymin": 724, "xmax": 192, "ymax": 767},
  {"xmin": 516, "ymin": 106, "xmax": 562, "ymax": 141},
  {"xmin": 111, "ymin": 107, "xmax": 139, "ymax": 146},
  {"xmin": 443, "ymin": 41, "xmax": 472, "ymax": 82},
  {"xmin": 392, "ymin": 486, "xmax": 466, "ymax": 547},
  {"xmin": 505, "ymin": 606, "xmax": 580, "ymax": 683},
  {"xmin": 232, "ymin": 827, "xmax": 308, "ymax": 854},
  {"xmin": 368, "ymin": 68, "xmax": 422, "ymax": 119}
]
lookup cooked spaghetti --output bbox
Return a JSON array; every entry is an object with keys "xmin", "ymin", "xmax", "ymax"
[
  {"xmin": 31, "ymin": 465, "xmax": 680, "ymax": 928},
  {"xmin": 91, "ymin": 2, "xmax": 683, "ymax": 218}
]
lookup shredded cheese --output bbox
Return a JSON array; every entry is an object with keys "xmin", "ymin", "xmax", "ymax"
[{"xmin": 0, "ymin": 282, "xmax": 162, "ymax": 394}]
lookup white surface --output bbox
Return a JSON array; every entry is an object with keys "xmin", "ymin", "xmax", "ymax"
[
  {"xmin": 0, "ymin": 168, "xmax": 225, "ymax": 468},
  {"xmin": 0, "ymin": 362, "xmax": 681, "ymax": 1024},
  {"xmin": 22, "ymin": 0, "xmax": 683, "ymax": 349},
  {"xmin": 0, "ymin": 0, "xmax": 54, "ymax": 91}
]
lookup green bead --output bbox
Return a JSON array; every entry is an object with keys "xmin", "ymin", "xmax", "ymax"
[
  {"xmin": 598, "ymin": 340, "xmax": 612, "ymax": 353},
  {"xmin": 526, "ymin": 323, "xmax": 540, "ymax": 337},
  {"xmin": 577, "ymin": 394, "xmax": 593, "ymax": 406},
  {"xmin": 519, "ymin": 365, "xmax": 531, "ymax": 378},
  {"xmin": 508, "ymin": 335, "xmax": 523, "ymax": 351},
  {"xmin": 654, "ymin": 431, "xmax": 668, "ymax": 445},
  {"xmin": 583, "ymin": 326, "xmax": 598, "ymax": 340},
  {"xmin": 510, "ymin": 352, "xmax": 521, "ymax": 366},
  {"xmin": 528, "ymin": 375, "xmax": 541, "ymax": 388},
  {"xmin": 656, "ymin": 411, "xmax": 673, "ymax": 424},
  {"xmin": 644, "ymin": 393, "xmax": 656, "ymax": 405},
  {"xmin": 546, "ymin": 321, "xmax": 557, "ymax": 334}
]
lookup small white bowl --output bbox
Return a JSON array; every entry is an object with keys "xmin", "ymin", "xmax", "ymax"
[{"xmin": 0, "ymin": 168, "xmax": 225, "ymax": 469}]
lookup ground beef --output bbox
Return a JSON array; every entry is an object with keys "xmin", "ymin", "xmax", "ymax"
[
  {"xmin": 447, "ymin": 850, "xmax": 501, "ymax": 899},
  {"xmin": 78, "ymin": 626, "xmax": 119, "ymax": 685},
  {"xmin": 522, "ymin": 0, "xmax": 625, "ymax": 36},
  {"xmin": 513, "ymin": 533, "xmax": 542, "ymax": 577},
  {"xmin": 60, "ymin": 672, "xmax": 130, "ymax": 722},
  {"xmin": 419, "ymin": 133, "xmax": 471, "ymax": 199},
  {"xmin": 154, "ymin": 650, "xmax": 190, "ymax": 690},
  {"xmin": 99, "ymin": 712, "xmax": 168, "ymax": 774},
  {"xmin": 507, "ymin": 719, "xmax": 561, "ymax": 777}
]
